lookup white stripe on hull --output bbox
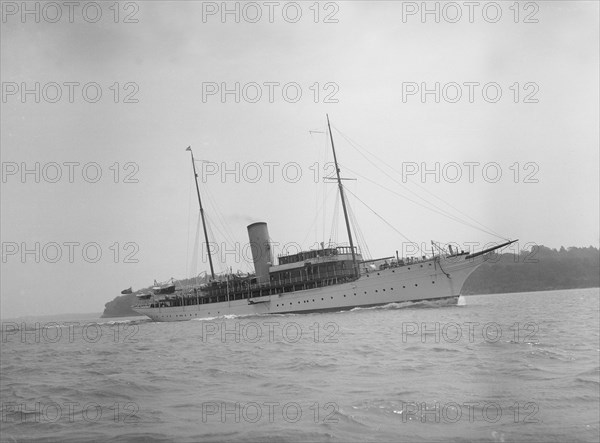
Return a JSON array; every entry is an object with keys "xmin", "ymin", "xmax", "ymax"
[{"xmin": 133, "ymin": 255, "xmax": 483, "ymax": 322}]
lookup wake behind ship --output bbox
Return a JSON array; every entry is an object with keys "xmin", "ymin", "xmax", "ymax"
[{"xmin": 131, "ymin": 116, "xmax": 516, "ymax": 322}]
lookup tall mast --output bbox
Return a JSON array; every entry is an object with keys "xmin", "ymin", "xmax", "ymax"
[
  {"xmin": 326, "ymin": 115, "xmax": 358, "ymax": 277},
  {"xmin": 187, "ymin": 146, "xmax": 215, "ymax": 280}
]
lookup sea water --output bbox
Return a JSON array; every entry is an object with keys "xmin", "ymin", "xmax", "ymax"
[{"xmin": 1, "ymin": 288, "xmax": 598, "ymax": 442}]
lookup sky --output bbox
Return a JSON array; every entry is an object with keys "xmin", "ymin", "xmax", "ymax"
[{"xmin": 1, "ymin": 1, "xmax": 598, "ymax": 318}]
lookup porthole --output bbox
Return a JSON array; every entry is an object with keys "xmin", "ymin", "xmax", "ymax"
[{"xmin": 414, "ymin": 284, "xmax": 418, "ymax": 287}]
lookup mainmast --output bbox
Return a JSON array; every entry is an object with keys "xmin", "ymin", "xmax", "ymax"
[
  {"xmin": 186, "ymin": 146, "xmax": 215, "ymax": 280},
  {"xmin": 326, "ymin": 115, "xmax": 359, "ymax": 277}
]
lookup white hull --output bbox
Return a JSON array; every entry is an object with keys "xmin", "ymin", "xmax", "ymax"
[{"xmin": 133, "ymin": 254, "xmax": 485, "ymax": 322}]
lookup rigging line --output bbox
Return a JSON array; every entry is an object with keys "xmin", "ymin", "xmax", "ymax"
[
  {"xmin": 346, "ymin": 192, "xmax": 371, "ymax": 259},
  {"xmin": 300, "ymin": 185, "xmax": 337, "ymax": 248},
  {"xmin": 198, "ymin": 160, "xmax": 241, "ymax": 248},
  {"xmin": 333, "ymin": 189, "xmax": 340, "ymax": 246},
  {"xmin": 309, "ymin": 129, "xmax": 322, "ymax": 243},
  {"xmin": 207, "ymin": 215, "xmax": 244, "ymax": 274},
  {"xmin": 190, "ymin": 212, "xmax": 201, "ymax": 278},
  {"xmin": 328, "ymin": 187, "xmax": 341, "ymax": 247},
  {"xmin": 340, "ymin": 162, "xmax": 466, "ymax": 224},
  {"xmin": 202, "ymin": 213, "xmax": 222, "ymax": 268},
  {"xmin": 310, "ymin": 126, "xmax": 332, "ymax": 246},
  {"xmin": 205, "ymin": 212, "xmax": 252, "ymax": 273},
  {"xmin": 207, "ymin": 196, "xmax": 248, "ymax": 258},
  {"xmin": 333, "ymin": 125, "xmax": 497, "ymax": 231},
  {"xmin": 352, "ymin": 199, "xmax": 371, "ymax": 259},
  {"xmin": 342, "ymin": 163, "xmax": 504, "ymax": 239},
  {"xmin": 193, "ymin": 210, "xmax": 214, "ymax": 275},
  {"xmin": 202, "ymin": 180, "xmax": 239, "ymax": 247},
  {"xmin": 337, "ymin": 128, "xmax": 508, "ymax": 241},
  {"xmin": 346, "ymin": 196, "xmax": 362, "ymax": 256},
  {"xmin": 344, "ymin": 187, "xmax": 427, "ymax": 256},
  {"xmin": 309, "ymin": 128, "xmax": 327, "ymax": 245},
  {"xmin": 333, "ymin": 126, "xmax": 508, "ymax": 240},
  {"xmin": 338, "ymin": 150, "xmax": 483, "ymax": 233},
  {"xmin": 339, "ymin": 143, "xmax": 506, "ymax": 240},
  {"xmin": 322, "ymin": 160, "xmax": 328, "ymax": 246},
  {"xmin": 186, "ymin": 166, "xmax": 194, "ymax": 278},
  {"xmin": 203, "ymin": 217, "xmax": 226, "ymax": 274},
  {"xmin": 342, "ymin": 188, "xmax": 356, "ymax": 247}
]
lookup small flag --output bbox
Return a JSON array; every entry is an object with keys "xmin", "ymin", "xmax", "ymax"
[
  {"xmin": 186, "ymin": 146, "xmax": 191, "ymax": 151},
  {"xmin": 121, "ymin": 287, "xmax": 132, "ymax": 294}
]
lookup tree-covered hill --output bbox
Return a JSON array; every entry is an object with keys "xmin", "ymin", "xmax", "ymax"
[{"xmin": 462, "ymin": 245, "xmax": 599, "ymax": 294}]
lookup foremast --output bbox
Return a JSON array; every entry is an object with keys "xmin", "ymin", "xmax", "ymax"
[
  {"xmin": 326, "ymin": 115, "xmax": 359, "ymax": 278},
  {"xmin": 186, "ymin": 146, "xmax": 215, "ymax": 280}
]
